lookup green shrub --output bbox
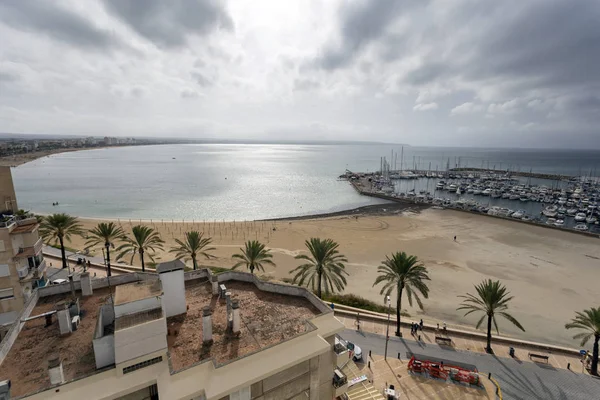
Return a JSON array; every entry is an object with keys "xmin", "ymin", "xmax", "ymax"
[
  {"xmin": 320, "ymin": 293, "xmax": 410, "ymax": 317},
  {"xmin": 207, "ymin": 266, "xmax": 230, "ymax": 275}
]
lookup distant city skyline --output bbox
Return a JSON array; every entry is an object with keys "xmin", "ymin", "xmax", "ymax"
[{"xmin": 1, "ymin": 0, "xmax": 599, "ymax": 149}]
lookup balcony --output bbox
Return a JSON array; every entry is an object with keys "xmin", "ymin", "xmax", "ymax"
[
  {"xmin": 334, "ymin": 335, "xmax": 350, "ymax": 368},
  {"xmin": 333, "ymin": 368, "xmax": 348, "ymax": 398},
  {"xmin": 14, "ymin": 237, "xmax": 43, "ymax": 259}
]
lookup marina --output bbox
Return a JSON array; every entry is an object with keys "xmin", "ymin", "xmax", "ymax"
[{"xmin": 342, "ymin": 163, "xmax": 600, "ymax": 235}]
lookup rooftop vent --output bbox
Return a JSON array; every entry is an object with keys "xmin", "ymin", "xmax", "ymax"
[
  {"xmin": 55, "ymin": 301, "xmax": 72, "ymax": 335},
  {"xmin": 0, "ymin": 380, "xmax": 10, "ymax": 400},
  {"xmin": 48, "ymin": 355, "xmax": 64, "ymax": 385}
]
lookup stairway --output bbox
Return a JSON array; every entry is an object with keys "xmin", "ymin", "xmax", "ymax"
[{"xmin": 342, "ymin": 360, "xmax": 385, "ymax": 400}]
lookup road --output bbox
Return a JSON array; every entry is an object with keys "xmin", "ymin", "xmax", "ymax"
[{"xmin": 340, "ymin": 329, "xmax": 600, "ymax": 400}]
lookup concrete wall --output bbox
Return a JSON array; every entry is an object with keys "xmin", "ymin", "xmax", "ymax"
[
  {"xmin": 0, "ymin": 166, "xmax": 18, "ymax": 212},
  {"xmin": 0, "ymin": 290, "xmax": 38, "ymax": 365},
  {"xmin": 93, "ymin": 334, "xmax": 115, "ymax": 369},
  {"xmin": 38, "ymin": 273, "xmax": 141, "ymax": 297},
  {"xmin": 114, "ymin": 317, "xmax": 167, "ymax": 364},
  {"xmin": 115, "ymin": 297, "xmax": 162, "ymax": 318},
  {"xmin": 159, "ymin": 270, "xmax": 186, "ymax": 317}
]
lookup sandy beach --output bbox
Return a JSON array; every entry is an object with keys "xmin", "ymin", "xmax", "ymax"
[{"xmin": 63, "ymin": 208, "xmax": 599, "ymax": 348}]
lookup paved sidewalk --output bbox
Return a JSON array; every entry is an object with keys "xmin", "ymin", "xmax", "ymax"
[
  {"xmin": 335, "ymin": 312, "xmax": 584, "ymax": 372},
  {"xmin": 340, "ymin": 329, "xmax": 600, "ymax": 400}
]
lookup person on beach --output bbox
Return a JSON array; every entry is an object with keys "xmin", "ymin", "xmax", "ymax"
[
  {"xmin": 454, "ymin": 235, "xmax": 456, "ymax": 241},
  {"xmin": 419, "ymin": 319, "xmax": 424, "ymax": 331},
  {"xmin": 443, "ymin": 322, "xmax": 447, "ymax": 334}
]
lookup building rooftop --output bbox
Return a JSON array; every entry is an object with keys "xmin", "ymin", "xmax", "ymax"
[
  {"xmin": 0, "ymin": 289, "xmax": 113, "ymax": 398},
  {"xmin": 167, "ymin": 279, "xmax": 320, "ymax": 371},
  {"xmin": 156, "ymin": 259, "xmax": 185, "ymax": 273},
  {"xmin": 114, "ymin": 280, "xmax": 162, "ymax": 306},
  {"xmin": 0, "ymin": 272, "xmax": 326, "ymax": 398}
]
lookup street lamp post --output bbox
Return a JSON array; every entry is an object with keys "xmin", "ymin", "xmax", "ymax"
[{"xmin": 384, "ymin": 295, "xmax": 391, "ymax": 360}]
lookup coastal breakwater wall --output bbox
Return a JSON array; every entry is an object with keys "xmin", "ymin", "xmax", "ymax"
[
  {"xmin": 448, "ymin": 167, "xmax": 574, "ymax": 181},
  {"xmin": 349, "ymin": 181, "xmax": 600, "ymax": 239}
]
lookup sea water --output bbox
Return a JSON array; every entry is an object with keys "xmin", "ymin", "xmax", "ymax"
[{"xmin": 12, "ymin": 144, "xmax": 600, "ymax": 220}]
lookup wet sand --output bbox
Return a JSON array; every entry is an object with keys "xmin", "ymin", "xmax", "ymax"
[{"xmin": 64, "ymin": 207, "xmax": 600, "ymax": 348}]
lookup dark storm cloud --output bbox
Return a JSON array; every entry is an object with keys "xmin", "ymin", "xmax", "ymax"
[
  {"xmin": 102, "ymin": 0, "xmax": 233, "ymax": 48},
  {"xmin": 0, "ymin": 1, "xmax": 118, "ymax": 50},
  {"xmin": 466, "ymin": 0, "xmax": 600, "ymax": 90},
  {"xmin": 315, "ymin": 0, "xmax": 423, "ymax": 70}
]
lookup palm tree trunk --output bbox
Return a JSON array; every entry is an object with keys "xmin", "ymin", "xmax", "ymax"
[
  {"xmin": 395, "ymin": 285, "xmax": 403, "ymax": 337},
  {"xmin": 105, "ymin": 242, "xmax": 112, "ymax": 277},
  {"xmin": 140, "ymin": 250, "xmax": 145, "ymax": 273},
  {"xmin": 59, "ymin": 235, "xmax": 67, "ymax": 269},
  {"xmin": 592, "ymin": 334, "xmax": 599, "ymax": 376},
  {"xmin": 317, "ymin": 267, "xmax": 322, "ymax": 299},
  {"xmin": 192, "ymin": 255, "xmax": 197, "ymax": 270},
  {"xmin": 486, "ymin": 314, "xmax": 493, "ymax": 354}
]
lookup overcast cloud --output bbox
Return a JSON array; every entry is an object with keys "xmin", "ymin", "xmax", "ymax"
[{"xmin": 0, "ymin": 0, "xmax": 599, "ymax": 148}]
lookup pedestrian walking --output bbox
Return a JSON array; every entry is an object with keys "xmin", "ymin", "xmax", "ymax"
[
  {"xmin": 443, "ymin": 322, "xmax": 447, "ymax": 334},
  {"xmin": 453, "ymin": 235, "xmax": 457, "ymax": 241},
  {"xmin": 355, "ymin": 313, "xmax": 361, "ymax": 332},
  {"xmin": 419, "ymin": 319, "xmax": 424, "ymax": 331}
]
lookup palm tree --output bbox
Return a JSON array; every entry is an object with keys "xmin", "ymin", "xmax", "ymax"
[
  {"xmin": 232, "ymin": 240, "xmax": 275, "ymax": 274},
  {"xmin": 116, "ymin": 225, "xmax": 164, "ymax": 272},
  {"xmin": 458, "ymin": 279, "xmax": 525, "ymax": 354},
  {"xmin": 85, "ymin": 222, "xmax": 124, "ymax": 277},
  {"xmin": 565, "ymin": 306, "xmax": 600, "ymax": 375},
  {"xmin": 373, "ymin": 252, "xmax": 430, "ymax": 337},
  {"xmin": 39, "ymin": 213, "xmax": 83, "ymax": 269},
  {"xmin": 290, "ymin": 238, "xmax": 348, "ymax": 299},
  {"xmin": 170, "ymin": 231, "xmax": 215, "ymax": 270}
]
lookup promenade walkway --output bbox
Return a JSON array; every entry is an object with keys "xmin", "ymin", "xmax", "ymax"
[
  {"xmin": 340, "ymin": 329, "xmax": 600, "ymax": 400},
  {"xmin": 334, "ymin": 307, "xmax": 585, "ymax": 373}
]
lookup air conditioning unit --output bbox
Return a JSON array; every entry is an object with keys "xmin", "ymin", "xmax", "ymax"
[
  {"xmin": 71, "ymin": 315, "xmax": 81, "ymax": 331},
  {"xmin": 17, "ymin": 266, "xmax": 28, "ymax": 279}
]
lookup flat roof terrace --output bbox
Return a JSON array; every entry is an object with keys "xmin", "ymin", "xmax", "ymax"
[
  {"xmin": 0, "ymin": 289, "xmax": 113, "ymax": 398},
  {"xmin": 167, "ymin": 280, "xmax": 321, "ymax": 371}
]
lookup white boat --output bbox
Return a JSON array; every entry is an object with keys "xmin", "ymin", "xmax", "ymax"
[
  {"xmin": 456, "ymin": 187, "xmax": 461, "ymax": 195},
  {"xmin": 491, "ymin": 191, "xmax": 501, "ymax": 198},
  {"xmin": 574, "ymin": 223, "xmax": 589, "ymax": 231},
  {"xmin": 521, "ymin": 215, "xmax": 532, "ymax": 221},
  {"xmin": 482, "ymin": 188, "xmax": 492, "ymax": 196},
  {"xmin": 574, "ymin": 213, "xmax": 587, "ymax": 222},
  {"xmin": 545, "ymin": 218, "xmax": 557, "ymax": 225},
  {"xmin": 473, "ymin": 189, "xmax": 482, "ymax": 195},
  {"xmin": 519, "ymin": 196, "xmax": 529, "ymax": 202},
  {"xmin": 509, "ymin": 194, "xmax": 520, "ymax": 200},
  {"xmin": 448, "ymin": 184, "xmax": 457, "ymax": 191},
  {"xmin": 586, "ymin": 215, "xmax": 598, "ymax": 224},
  {"xmin": 566, "ymin": 208, "xmax": 577, "ymax": 216},
  {"xmin": 511, "ymin": 210, "xmax": 525, "ymax": 219},
  {"xmin": 501, "ymin": 192, "xmax": 510, "ymax": 199},
  {"xmin": 554, "ymin": 219, "xmax": 565, "ymax": 227},
  {"xmin": 558, "ymin": 206, "xmax": 567, "ymax": 214},
  {"xmin": 542, "ymin": 206, "xmax": 558, "ymax": 217}
]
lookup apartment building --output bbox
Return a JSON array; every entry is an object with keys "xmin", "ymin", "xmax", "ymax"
[
  {"xmin": 0, "ymin": 265, "xmax": 351, "ymax": 400},
  {"xmin": 0, "ymin": 167, "xmax": 46, "ymax": 331}
]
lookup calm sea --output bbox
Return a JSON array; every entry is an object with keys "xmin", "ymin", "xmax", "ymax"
[{"xmin": 12, "ymin": 144, "xmax": 600, "ymax": 220}]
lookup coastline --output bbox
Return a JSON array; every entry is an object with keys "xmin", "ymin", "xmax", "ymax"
[{"xmin": 0, "ymin": 147, "xmax": 90, "ymax": 167}]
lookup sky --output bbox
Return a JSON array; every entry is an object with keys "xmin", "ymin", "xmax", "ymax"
[{"xmin": 0, "ymin": 0, "xmax": 599, "ymax": 148}]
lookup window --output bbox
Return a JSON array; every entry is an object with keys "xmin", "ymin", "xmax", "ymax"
[
  {"xmin": 122, "ymin": 356, "xmax": 163, "ymax": 375},
  {"xmin": 0, "ymin": 288, "xmax": 14, "ymax": 300},
  {"xmin": 0, "ymin": 264, "xmax": 9, "ymax": 277}
]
